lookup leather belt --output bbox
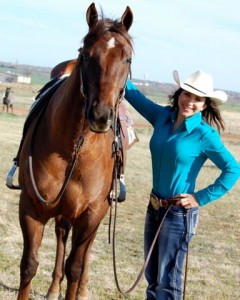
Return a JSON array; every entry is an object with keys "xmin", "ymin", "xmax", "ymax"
[{"xmin": 150, "ymin": 193, "xmax": 179, "ymax": 210}]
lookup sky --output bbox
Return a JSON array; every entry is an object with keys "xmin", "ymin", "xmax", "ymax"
[{"xmin": 0, "ymin": 0, "xmax": 240, "ymax": 92}]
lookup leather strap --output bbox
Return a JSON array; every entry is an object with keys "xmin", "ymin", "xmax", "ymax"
[{"xmin": 150, "ymin": 193, "xmax": 179, "ymax": 209}]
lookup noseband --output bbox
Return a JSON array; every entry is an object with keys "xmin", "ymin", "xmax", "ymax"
[{"xmin": 26, "ymin": 48, "xmax": 131, "ymax": 206}]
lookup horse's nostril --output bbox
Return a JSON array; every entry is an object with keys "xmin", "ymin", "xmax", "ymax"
[
  {"xmin": 109, "ymin": 108, "xmax": 113, "ymax": 119},
  {"xmin": 119, "ymin": 89, "xmax": 124, "ymax": 97}
]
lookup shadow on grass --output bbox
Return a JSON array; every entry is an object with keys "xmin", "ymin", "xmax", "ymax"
[
  {"xmin": 0, "ymin": 281, "xmax": 18, "ymax": 293},
  {"xmin": 0, "ymin": 281, "xmax": 46, "ymax": 299}
]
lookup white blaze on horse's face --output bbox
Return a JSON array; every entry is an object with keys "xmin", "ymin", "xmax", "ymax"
[
  {"xmin": 83, "ymin": 4, "xmax": 133, "ymax": 134},
  {"xmin": 107, "ymin": 37, "xmax": 115, "ymax": 49}
]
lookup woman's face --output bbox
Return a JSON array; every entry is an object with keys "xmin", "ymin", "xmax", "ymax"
[{"xmin": 177, "ymin": 90, "xmax": 206, "ymax": 119}]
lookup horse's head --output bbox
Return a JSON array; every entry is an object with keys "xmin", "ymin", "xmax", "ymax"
[{"xmin": 79, "ymin": 3, "xmax": 133, "ymax": 133}]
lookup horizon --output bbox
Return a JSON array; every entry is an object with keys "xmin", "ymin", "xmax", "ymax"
[
  {"xmin": 1, "ymin": 60, "xmax": 240, "ymax": 96},
  {"xmin": 0, "ymin": 1, "xmax": 240, "ymax": 92}
]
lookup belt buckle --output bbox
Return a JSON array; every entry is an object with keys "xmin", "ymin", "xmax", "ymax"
[{"xmin": 150, "ymin": 193, "xmax": 161, "ymax": 210}]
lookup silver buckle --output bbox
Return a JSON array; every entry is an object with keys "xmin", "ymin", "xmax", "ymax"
[{"xmin": 150, "ymin": 193, "xmax": 161, "ymax": 210}]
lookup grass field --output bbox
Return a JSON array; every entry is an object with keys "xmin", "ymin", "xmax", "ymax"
[{"xmin": 0, "ymin": 83, "xmax": 239, "ymax": 299}]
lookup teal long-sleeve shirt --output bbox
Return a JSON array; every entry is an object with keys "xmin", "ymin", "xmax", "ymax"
[{"xmin": 125, "ymin": 80, "xmax": 240, "ymax": 206}]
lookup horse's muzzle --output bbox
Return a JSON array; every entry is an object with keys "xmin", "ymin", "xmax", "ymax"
[
  {"xmin": 88, "ymin": 105, "xmax": 113, "ymax": 133},
  {"xmin": 89, "ymin": 119, "xmax": 112, "ymax": 133}
]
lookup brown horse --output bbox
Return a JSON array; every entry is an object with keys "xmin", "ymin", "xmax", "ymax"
[{"xmin": 16, "ymin": 3, "xmax": 133, "ymax": 300}]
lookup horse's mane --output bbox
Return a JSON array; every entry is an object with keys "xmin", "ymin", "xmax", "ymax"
[{"xmin": 82, "ymin": 16, "xmax": 133, "ymax": 51}]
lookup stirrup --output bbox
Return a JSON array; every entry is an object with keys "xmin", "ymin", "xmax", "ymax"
[
  {"xmin": 6, "ymin": 161, "xmax": 21, "ymax": 190},
  {"xmin": 110, "ymin": 174, "xmax": 126, "ymax": 203},
  {"xmin": 117, "ymin": 174, "xmax": 126, "ymax": 202}
]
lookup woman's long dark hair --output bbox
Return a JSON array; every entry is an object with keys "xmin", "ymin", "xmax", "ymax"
[{"xmin": 168, "ymin": 88, "xmax": 225, "ymax": 132}]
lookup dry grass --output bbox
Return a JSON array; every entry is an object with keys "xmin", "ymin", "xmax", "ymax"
[{"xmin": 0, "ymin": 84, "xmax": 239, "ymax": 299}]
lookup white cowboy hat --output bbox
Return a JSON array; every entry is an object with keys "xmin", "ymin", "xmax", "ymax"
[{"xmin": 173, "ymin": 70, "xmax": 228, "ymax": 105}]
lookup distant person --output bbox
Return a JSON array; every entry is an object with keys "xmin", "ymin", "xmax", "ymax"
[
  {"xmin": 2, "ymin": 87, "xmax": 14, "ymax": 113},
  {"xmin": 124, "ymin": 70, "xmax": 240, "ymax": 300}
]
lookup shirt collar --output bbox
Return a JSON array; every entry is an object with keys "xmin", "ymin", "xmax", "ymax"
[{"xmin": 170, "ymin": 110, "xmax": 202, "ymax": 133}]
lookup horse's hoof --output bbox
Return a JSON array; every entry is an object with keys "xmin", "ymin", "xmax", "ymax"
[{"xmin": 45, "ymin": 292, "xmax": 62, "ymax": 300}]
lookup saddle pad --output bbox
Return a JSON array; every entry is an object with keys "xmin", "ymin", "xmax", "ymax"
[
  {"xmin": 23, "ymin": 76, "xmax": 68, "ymax": 137},
  {"xmin": 119, "ymin": 102, "xmax": 139, "ymax": 149}
]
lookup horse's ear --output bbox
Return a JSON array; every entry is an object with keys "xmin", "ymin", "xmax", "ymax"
[
  {"xmin": 121, "ymin": 6, "xmax": 133, "ymax": 32},
  {"xmin": 86, "ymin": 3, "xmax": 98, "ymax": 28}
]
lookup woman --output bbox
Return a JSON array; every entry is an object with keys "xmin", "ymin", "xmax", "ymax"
[{"xmin": 124, "ymin": 70, "xmax": 240, "ymax": 300}]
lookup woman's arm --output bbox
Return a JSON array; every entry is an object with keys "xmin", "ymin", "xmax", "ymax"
[
  {"xmin": 125, "ymin": 80, "xmax": 164, "ymax": 126},
  {"xmin": 195, "ymin": 130, "xmax": 240, "ymax": 206}
]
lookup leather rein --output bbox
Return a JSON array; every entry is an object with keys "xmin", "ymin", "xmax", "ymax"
[
  {"xmin": 21, "ymin": 55, "xmax": 189, "ymax": 298},
  {"xmin": 109, "ymin": 78, "xmax": 189, "ymax": 299},
  {"xmin": 28, "ymin": 53, "xmax": 131, "ymax": 206},
  {"xmin": 110, "ymin": 196, "xmax": 189, "ymax": 300},
  {"xmin": 28, "ymin": 93, "xmax": 86, "ymax": 206}
]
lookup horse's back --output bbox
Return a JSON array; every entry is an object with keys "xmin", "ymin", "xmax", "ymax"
[{"xmin": 51, "ymin": 59, "xmax": 77, "ymax": 79}]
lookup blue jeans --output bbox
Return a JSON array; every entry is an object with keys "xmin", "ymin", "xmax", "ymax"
[{"xmin": 144, "ymin": 203, "xmax": 199, "ymax": 300}]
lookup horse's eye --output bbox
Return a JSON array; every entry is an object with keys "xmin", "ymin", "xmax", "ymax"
[
  {"xmin": 126, "ymin": 57, "xmax": 132, "ymax": 64},
  {"xmin": 82, "ymin": 52, "xmax": 89, "ymax": 61}
]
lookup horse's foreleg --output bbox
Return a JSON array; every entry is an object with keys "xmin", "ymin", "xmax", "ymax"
[
  {"xmin": 76, "ymin": 233, "xmax": 97, "ymax": 300},
  {"xmin": 46, "ymin": 216, "xmax": 71, "ymax": 300},
  {"xmin": 17, "ymin": 193, "xmax": 44, "ymax": 300},
  {"xmin": 65, "ymin": 230, "xmax": 98, "ymax": 300},
  {"xmin": 64, "ymin": 208, "xmax": 102, "ymax": 300}
]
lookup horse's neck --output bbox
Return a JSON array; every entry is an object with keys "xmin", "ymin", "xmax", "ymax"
[{"xmin": 48, "ymin": 73, "xmax": 86, "ymax": 138}]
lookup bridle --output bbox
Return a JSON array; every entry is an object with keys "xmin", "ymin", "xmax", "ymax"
[
  {"xmin": 28, "ymin": 48, "xmax": 132, "ymax": 206},
  {"xmin": 79, "ymin": 48, "xmax": 132, "ymax": 102}
]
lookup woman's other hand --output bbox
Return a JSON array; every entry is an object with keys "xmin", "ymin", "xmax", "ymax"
[{"xmin": 173, "ymin": 194, "xmax": 199, "ymax": 209}]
